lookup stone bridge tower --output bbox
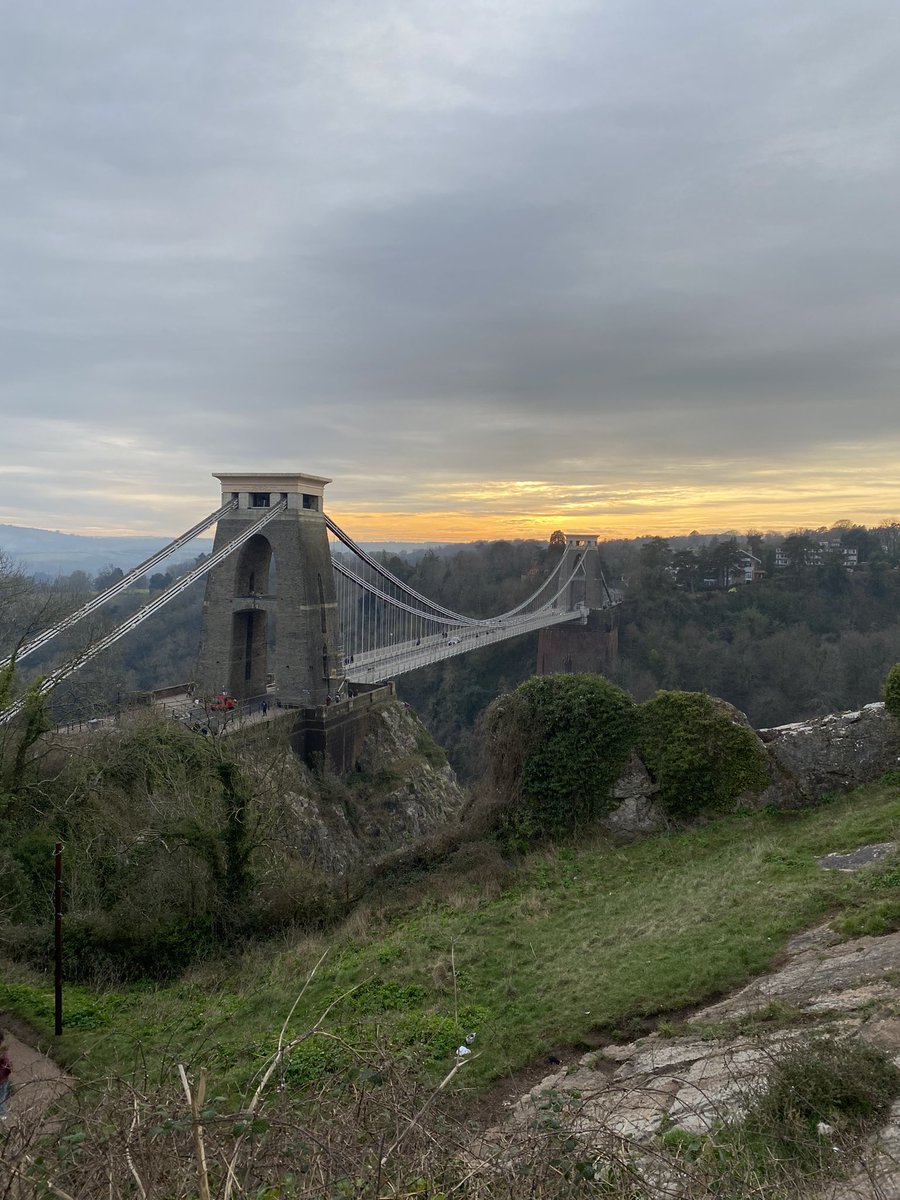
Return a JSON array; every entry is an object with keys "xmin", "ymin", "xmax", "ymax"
[
  {"xmin": 560, "ymin": 535, "xmax": 607, "ymax": 611},
  {"xmin": 537, "ymin": 533, "xmax": 619, "ymax": 676},
  {"xmin": 195, "ymin": 472, "xmax": 343, "ymax": 705}
]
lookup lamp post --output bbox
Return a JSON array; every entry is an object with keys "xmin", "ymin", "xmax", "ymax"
[{"xmin": 54, "ymin": 842, "xmax": 63, "ymax": 1036}]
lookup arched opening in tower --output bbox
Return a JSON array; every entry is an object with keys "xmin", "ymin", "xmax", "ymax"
[{"xmin": 228, "ymin": 534, "xmax": 276, "ymax": 698}]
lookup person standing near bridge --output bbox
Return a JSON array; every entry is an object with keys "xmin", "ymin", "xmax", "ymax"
[{"xmin": 0, "ymin": 1030, "xmax": 12, "ymax": 1119}]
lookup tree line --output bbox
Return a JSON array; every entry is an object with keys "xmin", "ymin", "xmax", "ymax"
[{"xmin": 4, "ymin": 519, "xmax": 900, "ymax": 766}]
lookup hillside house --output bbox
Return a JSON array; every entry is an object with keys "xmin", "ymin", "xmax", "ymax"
[{"xmin": 774, "ymin": 540, "xmax": 859, "ymax": 569}]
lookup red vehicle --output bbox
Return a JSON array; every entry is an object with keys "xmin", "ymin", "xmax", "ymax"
[{"xmin": 209, "ymin": 692, "xmax": 236, "ymax": 712}]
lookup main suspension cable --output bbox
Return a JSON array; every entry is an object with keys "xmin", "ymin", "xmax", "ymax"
[{"xmin": 326, "ymin": 514, "xmax": 573, "ymax": 625}]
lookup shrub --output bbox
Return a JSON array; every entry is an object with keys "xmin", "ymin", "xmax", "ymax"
[
  {"xmin": 639, "ymin": 690, "xmax": 768, "ymax": 817},
  {"xmin": 0, "ymin": 847, "xmax": 42, "ymax": 921},
  {"xmin": 343, "ymin": 978, "xmax": 428, "ymax": 1015},
  {"xmin": 670, "ymin": 1034, "xmax": 900, "ymax": 1192},
  {"xmin": 101, "ymin": 717, "xmax": 217, "ymax": 794},
  {"xmin": 393, "ymin": 1003, "xmax": 489, "ymax": 1066},
  {"xmin": 251, "ymin": 858, "xmax": 341, "ymax": 931},
  {"xmin": 483, "ymin": 673, "xmax": 638, "ymax": 842},
  {"xmin": 8, "ymin": 914, "xmax": 220, "ymax": 983},
  {"xmin": 282, "ymin": 1031, "xmax": 353, "ymax": 1084},
  {"xmin": 737, "ymin": 1033, "xmax": 900, "ymax": 1175},
  {"xmin": 884, "ymin": 663, "xmax": 900, "ymax": 721}
]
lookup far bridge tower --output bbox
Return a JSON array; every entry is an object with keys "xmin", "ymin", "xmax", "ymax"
[{"xmin": 537, "ymin": 533, "xmax": 619, "ymax": 676}]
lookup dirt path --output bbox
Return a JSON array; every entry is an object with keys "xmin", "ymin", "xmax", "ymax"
[{"xmin": 0, "ymin": 1014, "xmax": 73, "ymax": 1132}]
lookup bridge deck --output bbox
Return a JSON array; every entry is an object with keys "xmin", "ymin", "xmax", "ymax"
[
  {"xmin": 343, "ymin": 605, "xmax": 585, "ymax": 684},
  {"xmin": 50, "ymin": 604, "xmax": 613, "ymax": 734}
]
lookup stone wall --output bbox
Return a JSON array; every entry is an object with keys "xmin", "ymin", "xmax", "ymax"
[{"xmin": 288, "ymin": 683, "xmax": 399, "ymax": 773}]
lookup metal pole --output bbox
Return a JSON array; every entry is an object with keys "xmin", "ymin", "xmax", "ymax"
[{"xmin": 54, "ymin": 841, "xmax": 63, "ymax": 1036}]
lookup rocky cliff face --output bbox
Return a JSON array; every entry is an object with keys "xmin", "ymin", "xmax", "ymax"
[
  {"xmin": 602, "ymin": 701, "xmax": 900, "ymax": 835},
  {"xmin": 757, "ymin": 702, "xmax": 900, "ymax": 806},
  {"xmin": 244, "ymin": 701, "xmax": 465, "ymax": 874},
  {"xmin": 246, "ymin": 694, "xmax": 898, "ymax": 864}
]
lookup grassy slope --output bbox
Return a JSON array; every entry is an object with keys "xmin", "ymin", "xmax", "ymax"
[{"xmin": 4, "ymin": 779, "xmax": 900, "ymax": 1097}]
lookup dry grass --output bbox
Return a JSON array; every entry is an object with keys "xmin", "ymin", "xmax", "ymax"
[{"xmin": 4, "ymin": 1027, "xmax": 900, "ymax": 1200}]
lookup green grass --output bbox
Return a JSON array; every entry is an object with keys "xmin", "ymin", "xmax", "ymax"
[{"xmin": 4, "ymin": 778, "xmax": 900, "ymax": 1100}]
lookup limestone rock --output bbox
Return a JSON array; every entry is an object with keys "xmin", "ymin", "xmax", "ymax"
[
  {"xmin": 758, "ymin": 703, "xmax": 900, "ymax": 804},
  {"xmin": 694, "ymin": 929, "xmax": 900, "ymax": 1022},
  {"xmin": 818, "ymin": 842, "xmax": 898, "ymax": 871},
  {"xmin": 602, "ymin": 752, "xmax": 665, "ymax": 834},
  {"xmin": 489, "ymin": 921, "xmax": 900, "ymax": 1197},
  {"xmin": 245, "ymin": 701, "xmax": 464, "ymax": 873}
]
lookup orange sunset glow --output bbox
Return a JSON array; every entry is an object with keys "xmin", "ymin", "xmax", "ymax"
[
  {"xmin": 325, "ymin": 445, "xmax": 900, "ymax": 543},
  {"xmin": 29, "ymin": 444, "xmax": 900, "ymax": 544}
]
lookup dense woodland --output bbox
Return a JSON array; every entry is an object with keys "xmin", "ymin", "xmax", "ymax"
[
  {"xmin": 3, "ymin": 519, "xmax": 900, "ymax": 775},
  {"xmin": 382, "ymin": 520, "xmax": 900, "ymax": 773},
  {"xmin": 605, "ymin": 522, "xmax": 900, "ymax": 728}
]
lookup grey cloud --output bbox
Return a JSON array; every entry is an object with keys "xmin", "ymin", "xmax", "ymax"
[{"xmin": 2, "ymin": 0, "xmax": 900, "ymax": 534}]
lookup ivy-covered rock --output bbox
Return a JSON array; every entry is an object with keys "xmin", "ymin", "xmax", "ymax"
[
  {"xmin": 638, "ymin": 690, "xmax": 769, "ymax": 818},
  {"xmin": 484, "ymin": 673, "xmax": 638, "ymax": 841},
  {"xmin": 885, "ymin": 664, "xmax": 900, "ymax": 722}
]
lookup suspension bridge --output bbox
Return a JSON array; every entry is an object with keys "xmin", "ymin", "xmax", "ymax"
[{"xmin": 0, "ymin": 471, "xmax": 620, "ymax": 726}]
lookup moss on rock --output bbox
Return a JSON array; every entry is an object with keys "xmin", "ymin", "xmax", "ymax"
[
  {"xmin": 484, "ymin": 673, "xmax": 638, "ymax": 842},
  {"xmin": 639, "ymin": 690, "xmax": 769, "ymax": 818},
  {"xmin": 884, "ymin": 663, "xmax": 900, "ymax": 722}
]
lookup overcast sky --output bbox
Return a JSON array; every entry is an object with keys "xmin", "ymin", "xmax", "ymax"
[{"xmin": 2, "ymin": 0, "xmax": 900, "ymax": 541}]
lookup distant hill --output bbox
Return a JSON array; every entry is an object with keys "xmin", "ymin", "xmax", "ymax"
[
  {"xmin": 0, "ymin": 523, "xmax": 452, "ymax": 579},
  {"xmin": 354, "ymin": 541, "xmax": 453, "ymax": 555},
  {"xmin": 0, "ymin": 524, "xmax": 214, "ymax": 579}
]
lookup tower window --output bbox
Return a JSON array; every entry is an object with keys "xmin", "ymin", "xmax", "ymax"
[
  {"xmin": 302, "ymin": 494, "xmax": 319, "ymax": 510},
  {"xmin": 251, "ymin": 492, "xmax": 270, "ymax": 508}
]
